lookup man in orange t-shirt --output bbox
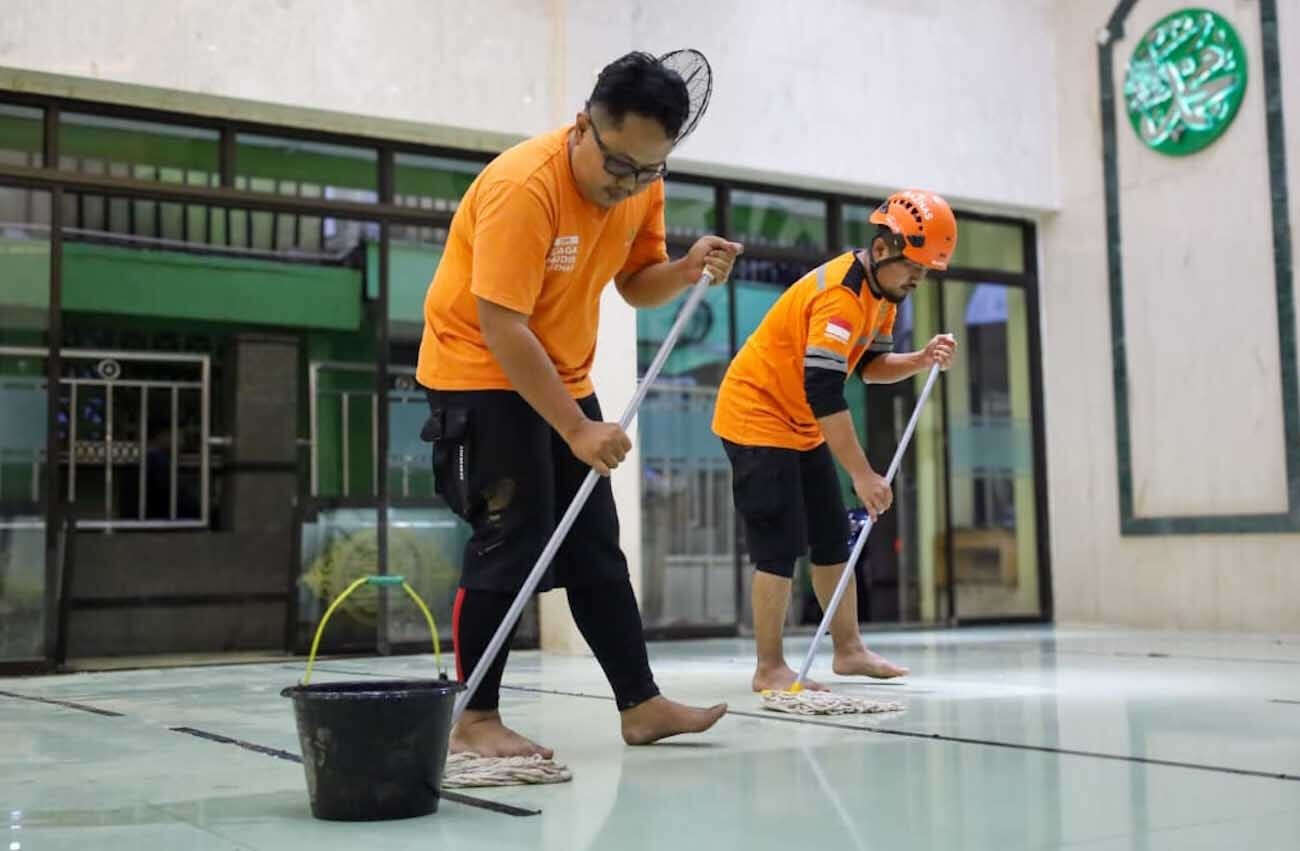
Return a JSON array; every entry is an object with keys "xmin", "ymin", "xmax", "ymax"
[
  {"xmin": 419, "ymin": 52, "xmax": 742, "ymax": 758},
  {"xmin": 712, "ymin": 190, "xmax": 957, "ymax": 693}
]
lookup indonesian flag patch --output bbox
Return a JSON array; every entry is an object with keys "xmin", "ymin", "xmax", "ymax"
[{"xmin": 824, "ymin": 317, "xmax": 852, "ymax": 344}]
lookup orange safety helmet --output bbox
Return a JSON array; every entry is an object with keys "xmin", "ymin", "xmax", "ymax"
[{"xmin": 868, "ymin": 190, "xmax": 958, "ymax": 271}]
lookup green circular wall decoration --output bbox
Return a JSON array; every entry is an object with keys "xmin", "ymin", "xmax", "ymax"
[{"xmin": 1123, "ymin": 8, "xmax": 1248, "ymax": 156}]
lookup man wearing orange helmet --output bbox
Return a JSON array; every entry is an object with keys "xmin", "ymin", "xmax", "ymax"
[{"xmin": 712, "ymin": 189, "xmax": 958, "ymax": 692}]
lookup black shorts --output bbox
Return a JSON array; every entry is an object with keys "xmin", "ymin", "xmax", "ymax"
[
  {"xmin": 722, "ymin": 439, "xmax": 851, "ymax": 576},
  {"xmin": 422, "ymin": 389, "xmax": 626, "ymax": 593}
]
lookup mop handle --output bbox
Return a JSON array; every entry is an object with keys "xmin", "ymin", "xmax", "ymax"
[
  {"xmin": 453, "ymin": 272, "xmax": 715, "ymax": 722},
  {"xmin": 792, "ymin": 362, "xmax": 942, "ymax": 689}
]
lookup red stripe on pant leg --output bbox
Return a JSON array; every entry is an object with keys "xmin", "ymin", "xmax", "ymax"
[{"xmin": 452, "ymin": 587, "xmax": 466, "ymax": 682}]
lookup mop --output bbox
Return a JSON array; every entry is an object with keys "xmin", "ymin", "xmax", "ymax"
[
  {"xmin": 760, "ymin": 362, "xmax": 942, "ymax": 716},
  {"xmin": 442, "ymin": 752, "xmax": 572, "ymax": 788},
  {"xmin": 447, "ymin": 268, "xmax": 719, "ymax": 786}
]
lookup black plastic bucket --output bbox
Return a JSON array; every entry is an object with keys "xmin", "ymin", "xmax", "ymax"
[{"xmin": 281, "ymin": 678, "xmax": 465, "ymax": 821}]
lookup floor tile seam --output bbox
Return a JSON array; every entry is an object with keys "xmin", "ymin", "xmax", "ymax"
[
  {"xmin": 498, "ymin": 684, "xmax": 1300, "ymax": 783},
  {"xmin": 166, "ymin": 726, "xmax": 540, "ymax": 818},
  {"xmin": 3, "ymin": 685, "xmax": 537, "ymax": 819},
  {"xmin": 0, "ymin": 688, "xmax": 126, "ymax": 717}
]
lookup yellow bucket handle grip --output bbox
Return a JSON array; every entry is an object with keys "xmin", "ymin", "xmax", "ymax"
[{"xmin": 301, "ymin": 575, "xmax": 443, "ymax": 685}]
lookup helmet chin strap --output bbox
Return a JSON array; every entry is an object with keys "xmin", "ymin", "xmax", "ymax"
[{"xmin": 866, "ymin": 236, "xmax": 911, "ymax": 300}]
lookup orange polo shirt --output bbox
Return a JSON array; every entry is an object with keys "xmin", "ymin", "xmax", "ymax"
[
  {"xmin": 416, "ymin": 126, "xmax": 668, "ymax": 397},
  {"xmin": 713, "ymin": 252, "xmax": 897, "ymax": 451}
]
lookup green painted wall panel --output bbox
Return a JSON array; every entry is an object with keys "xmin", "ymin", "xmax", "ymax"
[
  {"xmin": 62, "ymin": 243, "xmax": 361, "ymax": 329},
  {"xmin": 1, "ymin": 238, "xmax": 361, "ymax": 329}
]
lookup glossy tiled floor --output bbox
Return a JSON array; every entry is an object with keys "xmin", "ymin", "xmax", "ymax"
[{"xmin": 3, "ymin": 626, "xmax": 1300, "ymax": 850}]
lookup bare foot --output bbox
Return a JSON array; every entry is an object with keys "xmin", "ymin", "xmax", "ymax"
[
  {"xmin": 450, "ymin": 710, "xmax": 554, "ymax": 759},
  {"xmin": 751, "ymin": 664, "xmax": 829, "ymax": 693},
  {"xmin": 832, "ymin": 648, "xmax": 909, "ymax": 679},
  {"xmin": 620, "ymin": 696, "xmax": 727, "ymax": 745}
]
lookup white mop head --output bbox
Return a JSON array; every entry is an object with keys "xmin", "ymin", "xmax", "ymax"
[
  {"xmin": 442, "ymin": 752, "xmax": 573, "ymax": 788},
  {"xmin": 760, "ymin": 688, "xmax": 904, "ymax": 716}
]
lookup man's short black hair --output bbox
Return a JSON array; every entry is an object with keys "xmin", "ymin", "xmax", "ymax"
[{"xmin": 588, "ymin": 51, "xmax": 689, "ymax": 140}]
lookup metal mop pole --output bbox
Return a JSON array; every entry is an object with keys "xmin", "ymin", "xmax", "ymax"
[
  {"xmin": 791, "ymin": 362, "xmax": 941, "ymax": 690},
  {"xmin": 453, "ymin": 272, "xmax": 715, "ymax": 722}
]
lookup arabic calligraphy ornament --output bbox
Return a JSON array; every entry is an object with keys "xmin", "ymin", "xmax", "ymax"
[{"xmin": 1123, "ymin": 7, "xmax": 1248, "ymax": 156}]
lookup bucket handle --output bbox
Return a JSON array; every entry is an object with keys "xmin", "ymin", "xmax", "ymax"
[{"xmin": 301, "ymin": 575, "xmax": 443, "ymax": 685}]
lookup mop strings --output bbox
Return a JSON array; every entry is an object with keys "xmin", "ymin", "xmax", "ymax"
[
  {"xmin": 442, "ymin": 752, "xmax": 573, "ymax": 788},
  {"xmin": 759, "ymin": 689, "xmax": 904, "ymax": 716}
]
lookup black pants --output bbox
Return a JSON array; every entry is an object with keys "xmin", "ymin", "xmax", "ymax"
[
  {"xmin": 722, "ymin": 439, "xmax": 851, "ymax": 577},
  {"xmin": 425, "ymin": 389, "xmax": 659, "ymax": 712},
  {"xmin": 452, "ymin": 581, "xmax": 660, "ymax": 711},
  {"xmin": 423, "ymin": 390, "xmax": 626, "ymax": 592}
]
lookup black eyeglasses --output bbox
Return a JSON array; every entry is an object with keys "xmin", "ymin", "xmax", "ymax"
[{"xmin": 586, "ymin": 116, "xmax": 668, "ymax": 185}]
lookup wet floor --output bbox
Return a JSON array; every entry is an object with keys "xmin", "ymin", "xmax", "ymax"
[{"xmin": 3, "ymin": 625, "xmax": 1299, "ymax": 849}]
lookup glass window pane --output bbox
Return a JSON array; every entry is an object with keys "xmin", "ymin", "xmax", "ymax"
[
  {"xmin": 0, "ymin": 188, "xmax": 50, "ymax": 662},
  {"xmin": 637, "ymin": 382, "xmax": 736, "ymax": 630},
  {"xmin": 731, "ymin": 256, "xmax": 810, "ymax": 342},
  {"xmin": 843, "ymin": 203, "xmax": 875, "ymax": 251},
  {"xmin": 60, "ymin": 113, "xmax": 219, "ymax": 175},
  {"xmin": 54, "ymin": 344, "xmax": 212, "ymax": 530},
  {"xmin": 58, "ymin": 113, "xmax": 220, "ymax": 252},
  {"xmin": 664, "ymin": 180, "xmax": 715, "ymax": 242},
  {"xmin": 636, "ymin": 284, "xmax": 731, "ymax": 385},
  {"xmin": 386, "ymin": 361, "xmax": 434, "ymax": 500},
  {"xmin": 636, "ymin": 255, "xmax": 820, "ymax": 632},
  {"xmin": 731, "ymin": 190, "xmax": 826, "ymax": 252},
  {"xmin": 383, "ymin": 507, "xmax": 469, "ymax": 650},
  {"xmin": 297, "ymin": 509, "xmax": 380, "ymax": 652},
  {"xmin": 949, "ymin": 218, "xmax": 1024, "ymax": 273},
  {"xmin": 903, "ymin": 283, "xmax": 952, "ymax": 623},
  {"xmin": 372, "ymin": 238, "xmax": 443, "ymax": 339},
  {"xmin": 393, "ymin": 152, "xmax": 478, "ymax": 214},
  {"xmin": 303, "ymin": 287, "xmax": 388, "ymax": 503},
  {"xmin": 637, "ymin": 297, "xmax": 737, "ymax": 632},
  {"xmin": 294, "ymin": 506, "xmax": 517, "ymax": 655},
  {"xmin": 943, "ymin": 280, "xmax": 1039, "ymax": 617},
  {"xmin": 0, "ymin": 103, "xmax": 45, "ymax": 168},
  {"xmin": 0, "ymin": 129, "xmax": 51, "ymax": 237},
  {"xmin": 387, "ymin": 154, "xmax": 478, "ymax": 335},
  {"xmin": 236, "ymin": 135, "xmax": 378, "ymax": 256},
  {"xmin": 236, "ymin": 134, "xmax": 377, "ymax": 196},
  {"xmin": 0, "ymin": 188, "xmax": 49, "ymax": 339}
]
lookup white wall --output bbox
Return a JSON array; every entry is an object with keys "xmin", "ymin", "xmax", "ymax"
[
  {"xmin": 0, "ymin": 0, "xmax": 1061, "ymax": 213},
  {"xmin": 1040, "ymin": 0, "xmax": 1300, "ymax": 632},
  {"xmin": 560, "ymin": 0, "xmax": 1061, "ymax": 212}
]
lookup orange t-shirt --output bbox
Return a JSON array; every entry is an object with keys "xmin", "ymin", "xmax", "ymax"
[
  {"xmin": 712, "ymin": 252, "xmax": 897, "ymax": 451},
  {"xmin": 416, "ymin": 126, "xmax": 669, "ymax": 397}
]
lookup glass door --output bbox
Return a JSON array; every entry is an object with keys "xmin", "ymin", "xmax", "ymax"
[{"xmin": 939, "ymin": 279, "xmax": 1043, "ymax": 619}]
